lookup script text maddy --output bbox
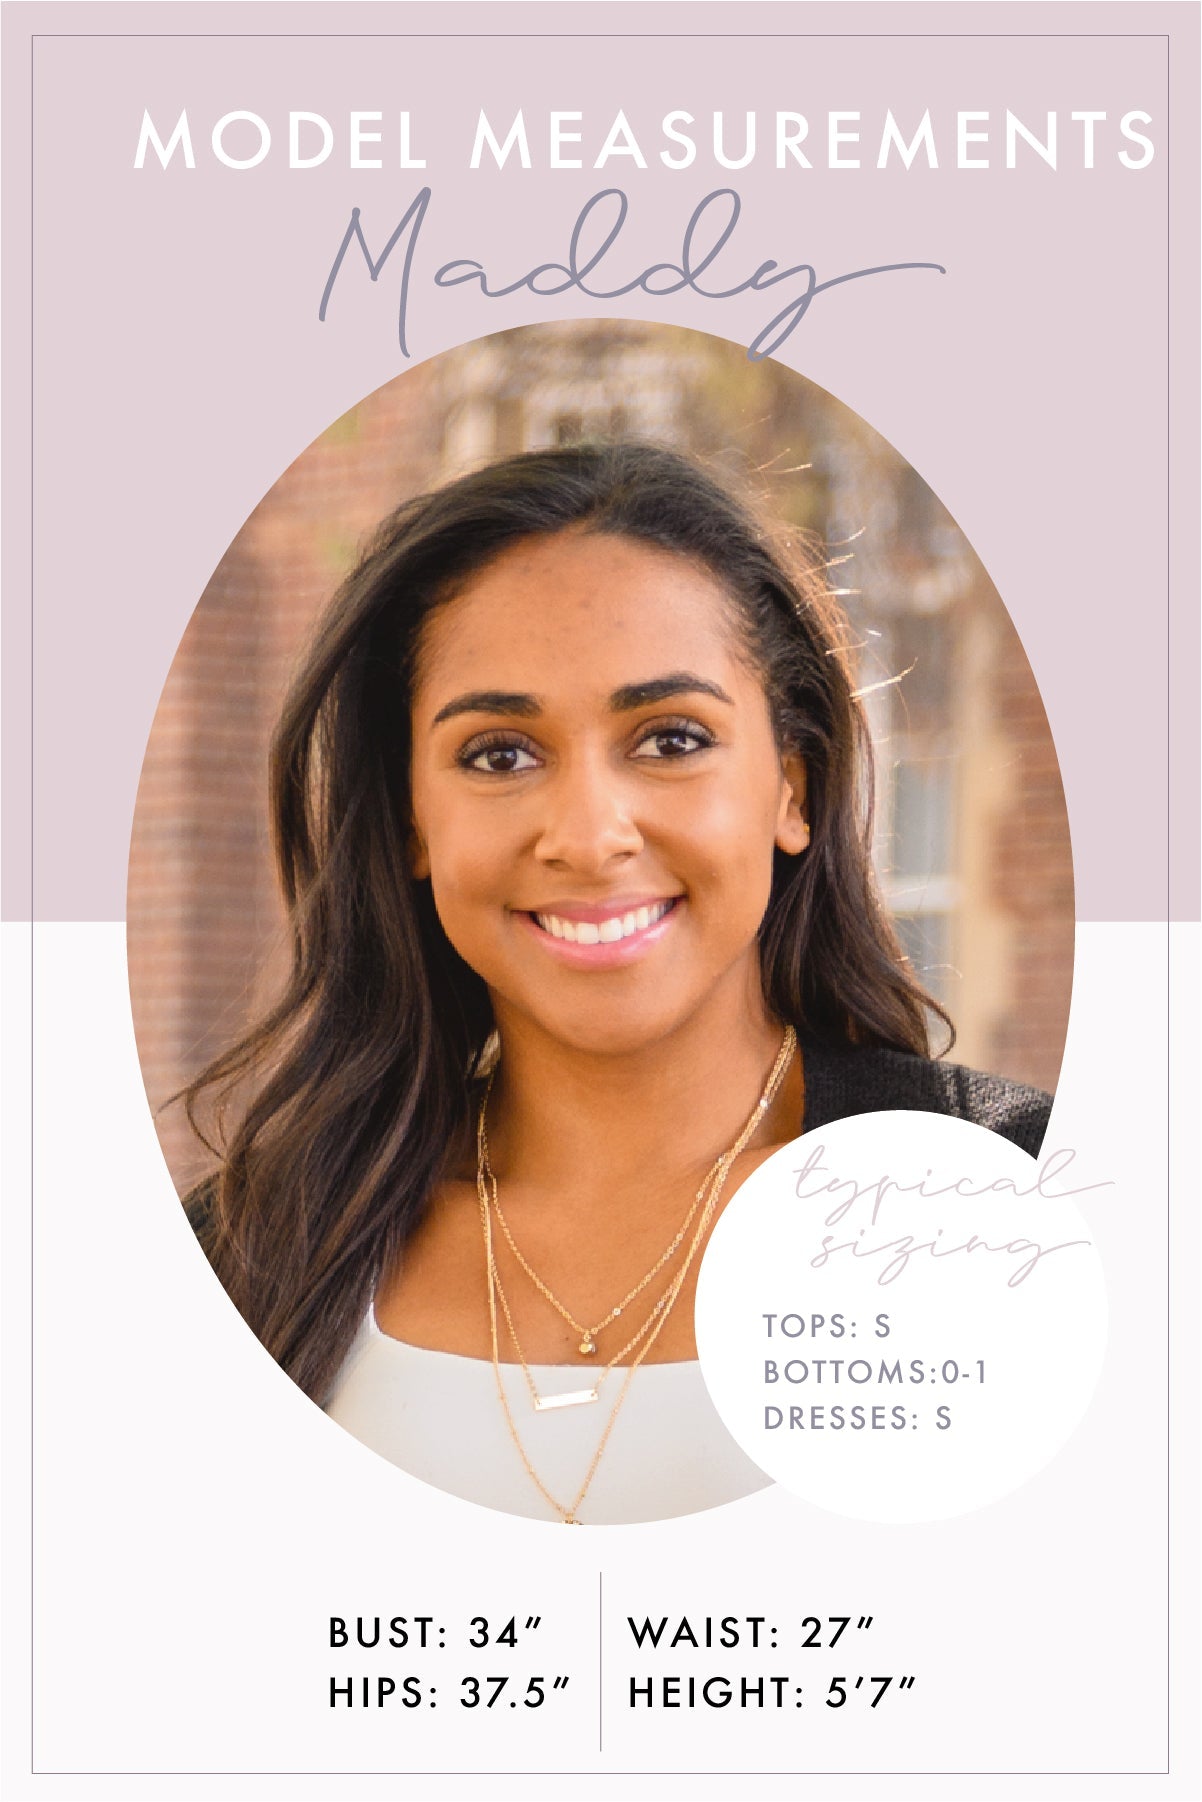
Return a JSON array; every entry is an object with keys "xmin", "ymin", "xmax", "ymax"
[{"xmin": 317, "ymin": 185, "xmax": 945, "ymax": 360}]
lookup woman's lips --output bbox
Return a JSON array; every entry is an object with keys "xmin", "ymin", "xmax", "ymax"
[{"xmin": 517, "ymin": 896, "xmax": 682, "ymax": 965}]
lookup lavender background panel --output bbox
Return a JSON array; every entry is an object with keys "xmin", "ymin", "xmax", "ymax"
[{"xmin": 4, "ymin": 0, "xmax": 1199, "ymax": 921}]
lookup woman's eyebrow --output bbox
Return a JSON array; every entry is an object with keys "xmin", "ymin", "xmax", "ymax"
[
  {"xmin": 430, "ymin": 673, "xmax": 734, "ymax": 726},
  {"xmin": 610, "ymin": 674, "xmax": 734, "ymax": 711},
  {"xmin": 431, "ymin": 690, "xmax": 541, "ymax": 725}
]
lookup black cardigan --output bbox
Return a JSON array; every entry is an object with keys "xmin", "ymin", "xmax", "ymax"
[{"xmin": 800, "ymin": 1042, "xmax": 1052, "ymax": 1156}]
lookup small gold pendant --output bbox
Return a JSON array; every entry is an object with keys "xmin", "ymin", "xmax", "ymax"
[{"xmin": 578, "ymin": 1336, "xmax": 596, "ymax": 1356}]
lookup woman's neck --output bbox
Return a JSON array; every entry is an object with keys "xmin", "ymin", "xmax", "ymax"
[{"xmin": 484, "ymin": 975, "xmax": 799, "ymax": 1205}]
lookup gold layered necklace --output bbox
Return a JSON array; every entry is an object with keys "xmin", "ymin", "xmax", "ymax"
[
  {"xmin": 475, "ymin": 1025, "xmax": 798, "ymax": 1524},
  {"xmin": 481, "ymin": 1113, "xmax": 717, "ymax": 1360}
]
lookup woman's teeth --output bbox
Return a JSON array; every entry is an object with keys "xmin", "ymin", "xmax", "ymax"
[{"xmin": 534, "ymin": 901, "xmax": 673, "ymax": 945}]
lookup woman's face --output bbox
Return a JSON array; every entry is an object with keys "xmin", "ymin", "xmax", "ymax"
[{"xmin": 408, "ymin": 530, "xmax": 808, "ymax": 1057}]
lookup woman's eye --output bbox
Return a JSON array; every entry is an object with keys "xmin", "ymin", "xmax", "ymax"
[
  {"xmin": 460, "ymin": 740, "xmax": 540, "ymax": 775},
  {"xmin": 632, "ymin": 724, "xmax": 714, "ymax": 760}
]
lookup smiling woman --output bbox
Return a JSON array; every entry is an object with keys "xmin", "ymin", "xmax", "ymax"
[
  {"xmin": 182, "ymin": 441, "xmax": 1051, "ymax": 1524},
  {"xmin": 407, "ymin": 534, "xmax": 808, "ymax": 1059}
]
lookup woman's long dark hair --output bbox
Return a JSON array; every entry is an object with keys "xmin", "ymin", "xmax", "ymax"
[{"xmin": 183, "ymin": 441, "xmax": 950, "ymax": 1402}]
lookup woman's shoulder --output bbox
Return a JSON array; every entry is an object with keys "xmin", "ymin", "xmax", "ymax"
[{"xmin": 801, "ymin": 1040, "xmax": 1052, "ymax": 1157}]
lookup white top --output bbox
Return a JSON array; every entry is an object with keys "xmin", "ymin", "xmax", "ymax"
[{"xmin": 325, "ymin": 1310, "xmax": 769, "ymax": 1525}]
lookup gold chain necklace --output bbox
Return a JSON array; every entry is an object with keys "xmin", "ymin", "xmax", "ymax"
[
  {"xmin": 486, "ymin": 1151, "xmax": 727, "ymax": 1412},
  {"xmin": 490, "ymin": 1247, "xmax": 668, "ymax": 1406},
  {"xmin": 476, "ymin": 1026, "xmax": 797, "ymax": 1524},
  {"xmin": 481, "ymin": 1115, "xmax": 718, "ymax": 1357},
  {"xmin": 477, "ymin": 1026, "xmax": 797, "ymax": 1358}
]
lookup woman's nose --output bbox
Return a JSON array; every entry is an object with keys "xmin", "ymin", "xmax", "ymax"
[{"xmin": 532, "ymin": 760, "xmax": 644, "ymax": 872}]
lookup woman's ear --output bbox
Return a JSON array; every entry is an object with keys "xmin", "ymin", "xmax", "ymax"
[
  {"xmin": 775, "ymin": 754, "xmax": 810, "ymax": 855},
  {"xmin": 408, "ymin": 824, "xmax": 431, "ymax": 881}
]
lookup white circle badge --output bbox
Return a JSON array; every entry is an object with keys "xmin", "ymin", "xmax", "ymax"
[{"xmin": 695, "ymin": 1112, "xmax": 1108, "ymax": 1523}]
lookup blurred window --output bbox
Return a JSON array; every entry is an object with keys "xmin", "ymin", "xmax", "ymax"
[{"xmin": 873, "ymin": 612, "xmax": 960, "ymax": 1008}]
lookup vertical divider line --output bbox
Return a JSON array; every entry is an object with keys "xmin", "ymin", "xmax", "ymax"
[{"xmin": 598, "ymin": 1569, "xmax": 604, "ymax": 1755}]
